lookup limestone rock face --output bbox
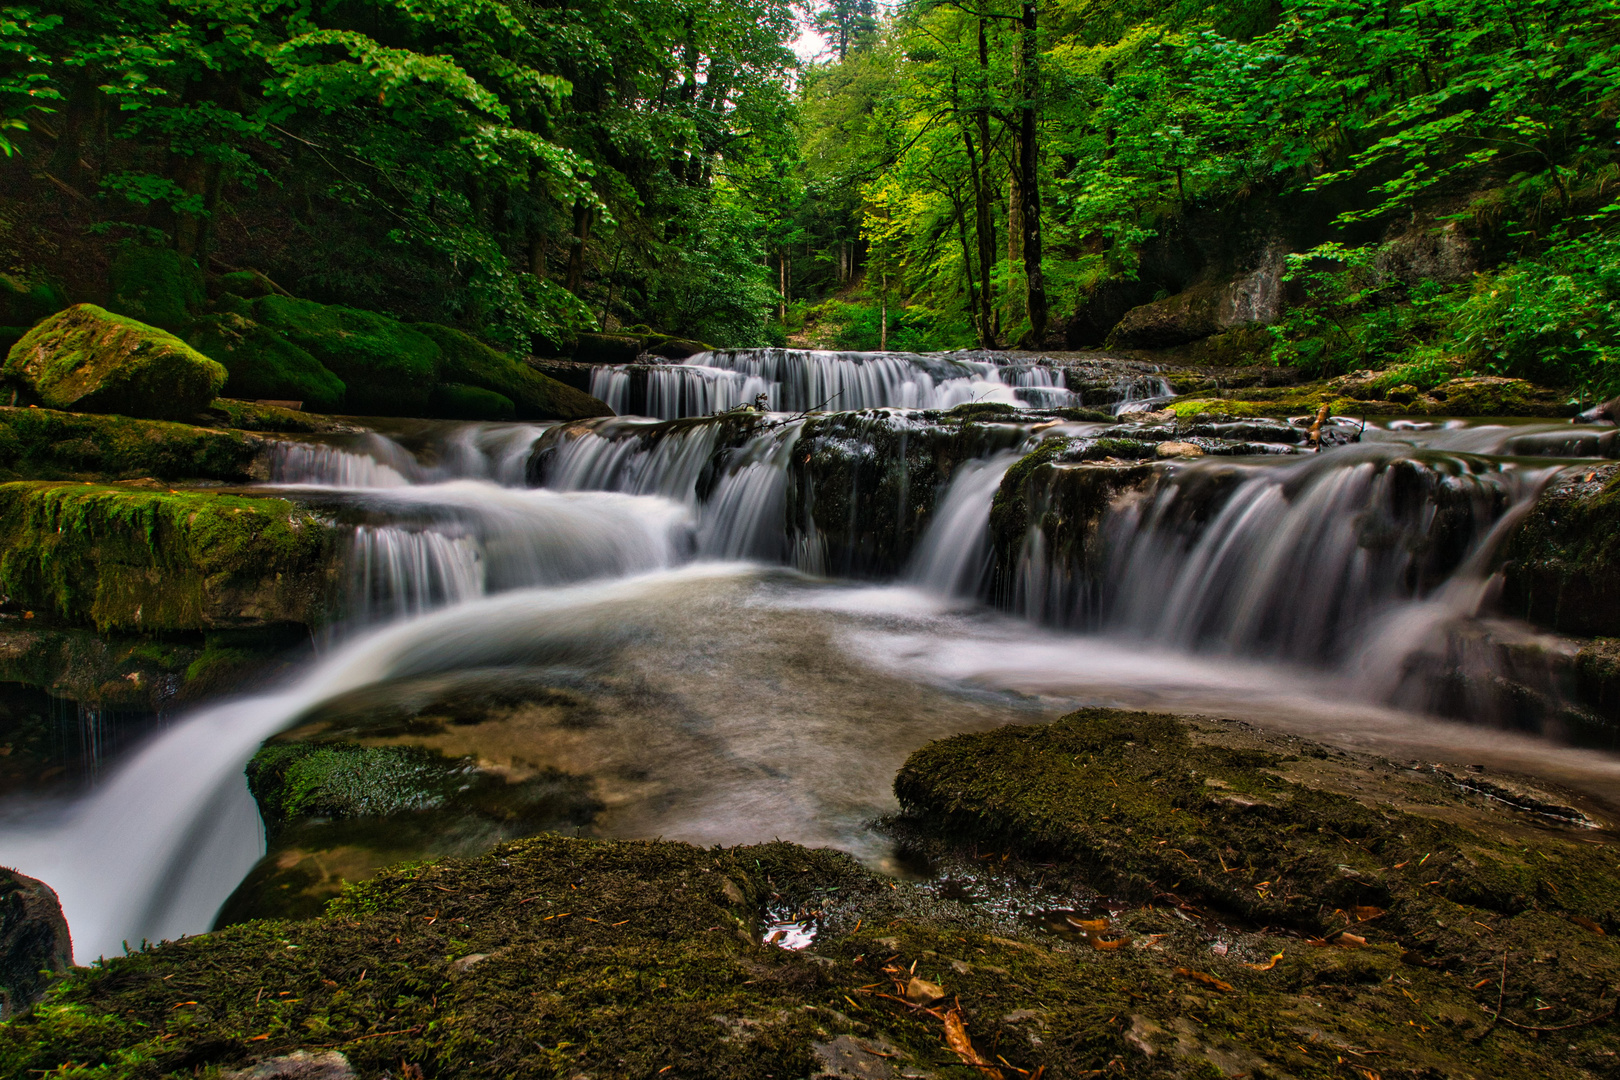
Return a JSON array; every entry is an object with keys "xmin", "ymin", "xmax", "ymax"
[
  {"xmin": 0, "ymin": 867, "xmax": 71, "ymax": 1019},
  {"xmin": 1107, "ymin": 246, "xmax": 1286, "ymax": 350},
  {"xmin": 4, "ymin": 304, "xmax": 226, "ymax": 420}
]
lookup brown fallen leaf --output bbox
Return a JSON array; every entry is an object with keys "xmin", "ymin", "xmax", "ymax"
[
  {"xmin": 1569, "ymin": 915, "xmax": 1606, "ymax": 935},
  {"xmin": 1245, "ymin": 951, "xmax": 1284, "ymax": 971},
  {"xmin": 942, "ymin": 1005, "xmax": 1005, "ymax": 1079},
  {"xmin": 1066, "ymin": 916, "xmax": 1109, "ymax": 933},
  {"xmin": 906, "ymin": 976, "xmax": 946, "ymax": 1004},
  {"xmin": 1351, "ymin": 906, "xmax": 1385, "ymax": 922},
  {"xmin": 1337, "ymin": 933, "xmax": 1367, "ymax": 949},
  {"xmin": 1174, "ymin": 967, "xmax": 1233, "ymax": 992},
  {"xmin": 1091, "ymin": 937, "xmax": 1128, "ymax": 950}
]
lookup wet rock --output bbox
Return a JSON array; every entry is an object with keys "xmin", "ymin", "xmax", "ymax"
[
  {"xmin": 1576, "ymin": 394, "xmax": 1620, "ymax": 426},
  {"xmin": 572, "ymin": 332, "xmax": 643, "ymax": 365},
  {"xmin": 1502, "ymin": 464, "xmax": 1620, "ymax": 638},
  {"xmin": 222, "ymin": 1051, "xmax": 355, "ymax": 1079},
  {"xmin": 811, "ymin": 1034, "xmax": 918, "ymax": 1078},
  {"xmin": 4, "ymin": 304, "xmax": 227, "ymax": 420},
  {"xmin": 0, "ymin": 482, "xmax": 335, "ymax": 633},
  {"xmin": 0, "ymin": 867, "xmax": 71, "ymax": 1019},
  {"xmin": 1155, "ymin": 440, "xmax": 1203, "ymax": 459},
  {"xmin": 1107, "ymin": 249, "xmax": 1285, "ymax": 350}
]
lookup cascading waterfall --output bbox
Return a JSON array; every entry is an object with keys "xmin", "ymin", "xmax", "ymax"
[
  {"xmin": 589, "ymin": 348, "xmax": 1059, "ymax": 419},
  {"xmin": 4, "ymin": 356, "xmax": 1617, "ymax": 968},
  {"xmin": 906, "ymin": 452, "xmax": 1019, "ymax": 596}
]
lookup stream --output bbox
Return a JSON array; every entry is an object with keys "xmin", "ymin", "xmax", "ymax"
[{"xmin": 3, "ymin": 348, "xmax": 1619, "ymax": 963}]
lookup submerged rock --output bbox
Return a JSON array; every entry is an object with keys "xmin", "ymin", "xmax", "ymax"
[
  {"xmin": 0, "ymin": 482, "xmax": 335, "ymax": 633},
  {"xmin": 4, "ymin": 304, "xmax": 227, "ymax": 420},
  {"xmin": 1502, "ymin": 464, "xmax": 1620, "ymax": 638},
  {"xmin": 0, "ymin": 867, "xmax": 71, "ymax": 1019},
  {"xmin": 8, "ymin": 710, "xmax": 1618, "ymax": 1078}
]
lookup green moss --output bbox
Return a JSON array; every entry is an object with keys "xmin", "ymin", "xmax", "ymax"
[
  {"xmin": 248, "ymin": 296, "xmax": 440, "ymax": 416},
  {"xmin": 205, "ymin": 398, "xmax": 343, "ymax": 434},
  {"xmin": 414, "ymin": 323, "xmax": 610, "ymax": 421},
  {"xmin": 1502, "ymin": 464, "xmax": 1620, "ymax": 637},
  {"xmin": 0, "ymin": 482, "xmax": 334, "ymax": 632},
  {"xmin": 985, "ymin": 438, "xmax": 1072, "ymax": 564},
  {"xmin": 1168, "ymin": 374, "xmax": 1576, "ymax": 419},
  {"xmin": 434, "ymin": 382, "xmax": 516, "ymax": 421},
  {"xmin": 107, "ymin": 246, "xmax": 205, "ymax": 335},
  {"xmin": 0, "ymin": 405, "xmax": 260, "ymax": 481},
  {"xmin": 0, "ymin": 274, "xmax": 66, "ymax": 330},
  {"xmin": 4, "ymin": 305, "xmax": 227, "ymax": 420},
  {"xmin": 188, "ymin": 312, "xmax": 346, "ymax": 412},
  {"xmin": 7, "ymin": 819, "xmax": 1615, "ymax": 1079}
]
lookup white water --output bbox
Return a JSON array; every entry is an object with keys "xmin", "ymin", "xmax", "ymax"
[
  {"xmin": 2, "ymin": 396, "xmax": 1616, "ymax": 963},
  {"xmin": 589, "ymin": 348, "xmax": 1069, "ymax": 419}
]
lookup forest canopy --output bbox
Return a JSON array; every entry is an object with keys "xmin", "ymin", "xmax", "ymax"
[{"xmin": 0, "ymin": 0, "xmax": 1616, "ymax": 395}]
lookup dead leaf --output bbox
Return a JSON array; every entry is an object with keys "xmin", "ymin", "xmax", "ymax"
[
  {"xmin": 1351, "ymin": 906, "xmax": 1385, "ymax": 922},
  {"xmin": 1569, "ymin": 915, "xmax": 1606, "ymax": 935},
  {"xmin": 1174, "ymin": 967, "xmax": 1233, "ymax": 992},
  {"xmin": 1091, "ymin": 937, "xmax": 1128, "ymax": 950},
  {"xmin": 1066, "ymin": 916, "xmax": 1109, "ymax": 933},
  {"xmin": 942, "ymin": 1006, "xmax": 1005, "ymax": 1079},
  {"xmin": 906, "ymin": 977, "xmax": 946, "ymax": 1004},
  {"xmin": 1245, "ymin": 952, "xmax": 1284, "ymax": 972}
]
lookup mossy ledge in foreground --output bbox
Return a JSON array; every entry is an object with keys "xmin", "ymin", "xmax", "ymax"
[
  {"xmin": 6, "ymin": 710, "xmax": 1618, "ymax": 1078},
  {"xmin": 0, "ymin": 405, "xmax": 266, "ymax": 482},
  {"xmin": 0, "ymin": 482, "xmax": 335, "ymax": 633}
]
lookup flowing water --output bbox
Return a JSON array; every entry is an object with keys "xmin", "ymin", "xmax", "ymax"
[{"xmin": 2, "ymin": 354, "xmax": 1618, "ymax": 962}]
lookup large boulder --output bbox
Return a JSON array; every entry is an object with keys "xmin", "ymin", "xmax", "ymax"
[
  {"xmin": 1501, "ymin": 464, "xmax": 1620, "ymax": 638},
  {"xmin": 1107, "ymin": 246, "xmax": 1286, "ymax": 350},
  {"xmin": 572, "ymin": 332, "xmax": 643, "ymax": 365},
  {"xmin": 188, "ymin": 311, "xmax": 346, "ymax": 413},
  {"xmin": 194, "ymin": 290, "xmax": 609, "ymax": 420},
  {"xmin": 0, "ymin": 404, "xmax": 262, "ymax": 482},
  {"xmin": 0, "ymin": 867, "xmax": 71, "ymax": 1019},
  {"xmin": 4, "ymin": 305, "xmax": 226, "ymax": 420}
]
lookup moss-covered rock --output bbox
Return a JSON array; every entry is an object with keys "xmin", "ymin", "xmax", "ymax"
[
  {"xmin": 249, "ymin": 295, "xmax": 441, "ymax": 416},
  {"xmin": 107, "ymin": 246, "xmax": 204, "ymax": 334},
  {"xmin": 413, "ymin": 322, "xmax": 608, "ymax": 421},
  {"xmin": 4, "ymin": 305, "xmax": 227, "ymax": 420},
  {"xmin": 572, "ymin": 332, "xmax": 643, "ymax": 364},
  {"xmin": 1502, "ymin": 464, "xmax": 1620, "ymax": 638},
  {"xmin": 0, "ymin": 405, "xmax": 262, "ymax": 481},
  {"xmin": 0, "ymin": 482, "xmax": 334, "ymax": 632},
  {"xmin": 7, "ymin": 733, "xmax": 1618, "ymax": 1080},
  {"xmin": 188, "ymin": 312, "xmax": 346, "ymax": 413},
  {"xmin": 1169, "ymin": 373, "xmax": 1578, "ymax": 419}
]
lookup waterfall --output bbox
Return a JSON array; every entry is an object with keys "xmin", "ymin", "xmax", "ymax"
[
  {"xmin": 347, "ymin": 525, "xmax": 485, "ymax": 623},
  {"xmin": 270, "ymin": 440, "xmax": 412, "ymax": 487},
  {"xmin": 907, "ymin": 452, "xmax": 1019, "ymax": 596}
]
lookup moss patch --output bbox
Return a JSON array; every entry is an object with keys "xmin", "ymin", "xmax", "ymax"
[
  {"xmin": 0, "ymin": 482, "xmax": 334, "ymax": 632},
  {"xmin": 1169, "ymin": 374, "xmax": 1577, "ymax": 419},
  {"xmin": 107, "ymin": 246, "xmax": 204, "ymax": 335},
  {"xmin": 188, "ymin": 312, "xmax": 346, "ymax": 413},
  {"xmin": 0, "ymin": 405, "xmax": 261, "ymax": 482},
  {"xmin": 4, "ymin": 305, "xmax": 226, "ymax": 420},
  {"xmin": 413, "ymin": 322, "xmax": 609, "ymax": 421},
  {"xmin": 1502, "ymin": 464, "xmax": 1620, "ymax": 638}
]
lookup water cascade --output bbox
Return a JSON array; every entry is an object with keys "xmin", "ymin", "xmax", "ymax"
[{"xmin": 3, "ymin": 358, "xmax": 1616, "ymax": 966}]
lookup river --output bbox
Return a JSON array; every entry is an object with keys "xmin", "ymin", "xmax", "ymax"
[{"xmin": 3, "ymin": 348, "xmax": 1617, "ymax": 963}]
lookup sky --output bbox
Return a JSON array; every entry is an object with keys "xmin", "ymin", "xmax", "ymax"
[{"xmin": 791, "ymin": 23, "xmax": 828, "ymax": 62}]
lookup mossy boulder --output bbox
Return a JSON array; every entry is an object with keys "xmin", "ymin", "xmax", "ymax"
[
  {"xmin": 190, "ymin": 295, "xmax": 608, "ymax": 420},
  {"xmin": 0, "ymin": 482, "xmax": 334, "ymax": 633},
  {"xmin": 572, "ymin": 332, "xmax": 643, "ymax": 364},
  {"xmin": 1168, "ymin": 373, "xmax": 1577, "ymax": 419},
  {"xmin": 107, "ymin": 246, "xmax": 205, "ymax": 334},
  {"xmin": 0, "ymin": 405, "xmax": 262, "ymax": 482},
  {"xmin": 188, "ymin": 312, "xmax": 346, "ymax": 413},
  {"xmin": 412, "ymin": 322, "xmax": 607, "ymax": 420},
  {"xmin": 1502, "ymin": 464, "xmax": 1620, "ymax": 637},
  {"xmin": 4, "ymin": 305, "xmax": 226, "ymax": 420}
]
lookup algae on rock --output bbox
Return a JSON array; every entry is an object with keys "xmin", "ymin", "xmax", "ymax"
[
  {"xmin": 0, "ymin": 405, "xmax": 262, "ymax": 481},
  {"xmin": 0, "ymin": 482, "xmax": 334, "ymax": 632},
  {"xmin": 4, "ymin": 305, "xmax": 226, "ymax": 420}
]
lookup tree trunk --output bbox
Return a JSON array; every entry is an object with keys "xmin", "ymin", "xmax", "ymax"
[
  {"xmin": 1017, "ymin": 1, "xmax": 1048, "ymax": 345},
  {"xmin": 880, "ymin": 271, "xmax": 888, "ymax": 351},
  {"xmin": 48, "ymin": 73, "xmax": 103, "ymax": 191},
  {"xmin": 779, "ymin": 249, "xmax": 788, "ymax": 322},
  {"xmin": 565, "ymin": 201, "xmax": 593, "ymax": 294},
  {"xmin": 1006, "ymin": 168, "xmax": 1025, "ymax": 328},
  {"xmin": 530, "ymin": 228, "xmax": 548, "ymax": 282}
]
